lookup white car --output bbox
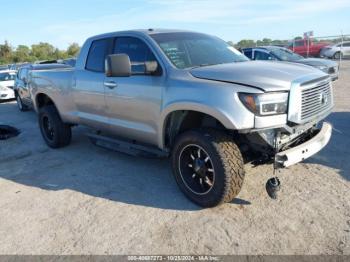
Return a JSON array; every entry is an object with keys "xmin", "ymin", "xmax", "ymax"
[
  {"xmin": 0, "ymin": 70, "xmax": 16, "ymax": 100},
  {"xmin": 320, "ymin": 41, "xmax": 350, "ymax": 59}
]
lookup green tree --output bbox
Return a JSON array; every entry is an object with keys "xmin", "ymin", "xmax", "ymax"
[
  {"xmin": 227, "ymin": 41, "xmax": 235, "ymax": 47},
  {"xmin": 236, "ymin": 39, "xmax": 256, "ymax": 48},
  {"xmin": 0, "ymin": 41, "xmax": 12, "ymax": 64},
  {"xmin": 30, "ymin": 42, "xmax": 56, "ymax": 61},
  {"xmin": 271, "ymin": 39, "xmax": 288, "ymax": 46},
  {"xmin": 12, "ymin": 45, "xmax": 31, "ymax": 62},
  {"xmin": 67, "ymin": 43, "xmax": 80, "ymax": 57}
]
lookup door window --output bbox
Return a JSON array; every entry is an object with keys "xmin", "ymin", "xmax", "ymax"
[
  {"xmin": 113, "ymin": 37, "xmax": 160, "ymax": 75},
  {"xmin": 254, "ymin": 51, "xmax": 273, "ymax": 60},
  {"xmin": 86, "ymin": 38, "xmax": 111, "ymax": 72},
  {"xmin": 294, "ymin": 41, "xmax": 304, "ymax": 47},
  {"xmin": 0, "ymin": 73, "xmax": 14, "ymax": 81},
  {"xmin": 21, "ymin": 69, "xmax": 28, "ymax": 81},
  {"xmin": 243, "ymin": 49, "xmax": 253, "ymax": 59},
  {"xmin": 17, "ymin": 69, "xmax": 22, "ymax": 80}
]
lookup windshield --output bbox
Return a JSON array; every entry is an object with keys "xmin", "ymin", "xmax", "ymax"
[
  {"xmin": 151, "ymin": 32, "xmax": 249, "ymax": 69},
  {"xmin": 270, "ymin": 48, "xmax": 303, "ymax": 61},
  {"xmin": 0, "ymin": 73, "xmax": 15, "ymax": 82}
]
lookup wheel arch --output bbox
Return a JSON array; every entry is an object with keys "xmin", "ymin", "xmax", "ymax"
[
  {"xmin": 159, "ymin": 103, "xmax": 236, "ymax": 149},
  {"xmin": 34, "ymin": 93, "xmax": 59, "ymax": 113}
]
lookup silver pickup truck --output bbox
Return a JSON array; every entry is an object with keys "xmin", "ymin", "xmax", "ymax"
[{"xmin": 29, "ymin": 29, "xmax": 333, "ymax": 207}]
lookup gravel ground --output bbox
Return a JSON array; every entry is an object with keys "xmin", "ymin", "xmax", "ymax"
[{"xmin": 0, "ymin": 61, "xmax": 349, "ymax": 255}]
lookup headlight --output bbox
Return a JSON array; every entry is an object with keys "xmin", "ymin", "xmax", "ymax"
[
  {"xmin": 239, "ymin": 92, "xmax": 288, "ymax": 116},
  {"xmin": 0, "ymin": 86, "xmax": 8, "ymax": 91},
  {"xmin": 315, "ymin": 65, "xmax": 328, "ymax": 72}
]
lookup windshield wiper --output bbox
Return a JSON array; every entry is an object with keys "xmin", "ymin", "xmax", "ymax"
[{"xmin": 189, "ymin": 63, "xmax": 224, "ymax": 69}]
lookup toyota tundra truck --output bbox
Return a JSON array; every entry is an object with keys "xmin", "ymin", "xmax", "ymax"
[{"xmin": 29, "ymin": 29, "xmax": 333, "ymax": 207}]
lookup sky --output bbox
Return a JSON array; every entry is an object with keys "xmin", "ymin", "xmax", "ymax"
[{"xmin": 1, "ymin": 0, "xmax": 350, "ymax": 49}]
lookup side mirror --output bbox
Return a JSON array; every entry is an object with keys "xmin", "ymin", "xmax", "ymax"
[{"xmin": 105, "ymin": 54, "xmax": 131, "ymax": 77}]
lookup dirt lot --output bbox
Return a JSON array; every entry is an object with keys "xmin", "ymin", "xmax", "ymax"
[{"xmin": 0, "ymin": 61, "xmax": 349, "ymax": 255}]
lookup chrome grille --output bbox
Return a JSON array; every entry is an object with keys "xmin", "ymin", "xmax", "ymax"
[{"xmin": 301, "ymin": 81, "xmax": 332, "ymax": 121}]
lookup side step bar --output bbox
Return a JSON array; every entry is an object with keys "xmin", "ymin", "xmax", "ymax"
[{"xmin": 87, "ymin": 133, "xmax": 169, "ymax": 158}]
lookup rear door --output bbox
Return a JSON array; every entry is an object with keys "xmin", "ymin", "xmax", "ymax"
[
  {"xmin": 74, "ymin": 38, "xmax": 113, "ymax": 130},
  {"xmin": 104, "ymin": 36, "xmax": 164, "ymax": 146}
]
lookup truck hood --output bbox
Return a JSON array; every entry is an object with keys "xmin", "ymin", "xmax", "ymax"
[{"xmin": 190, "ymin": 61, "xmax": 325, "ymax": 92}]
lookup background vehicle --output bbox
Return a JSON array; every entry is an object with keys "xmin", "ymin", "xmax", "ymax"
[
  {"xmin": 287, "ymin": 39, "xmax": 329, "ymax": 57},
  {"xmin": 29, "ymin": 29, "xmax": 333, "ymax": 207},
  {"xmin": 14, "ymin": 63, "xmax": 71, "ymax": 111},
  {"xmin": 0, "ymin": 65, "xmax": 9, "ymax": 71},
  {"xmin": 320, "ymin": 41, "xmax": 350, "ymax": 59},
  {"xmin": 242, "ymin": 46, "xmax": 339, "ymax": 81},
  {"xmin": 8, "ymin": 63, "xmax": 30, "ymax": 71},
  {"xmin": 61, "ymin": 58, "xmax": 77, "ymax": 67},
  {"xmin": 0, "ymin": 70, "xmax": 16, "ymax": 101},
  {"xmin": 34, "ymin": 58, "xmax": 76, "ymax": 67}
]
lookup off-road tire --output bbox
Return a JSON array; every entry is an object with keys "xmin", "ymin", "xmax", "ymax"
[
  {"xmin": 38, "ymin": 105, "xmax": 71, "ymax": 148},
  {"xmin": 171, "ymin": 129, "xmax": 245, "ymax": 207},
  {"xmin": 16, "ymin": 94, "xmax": 28, "ymax": 112}
]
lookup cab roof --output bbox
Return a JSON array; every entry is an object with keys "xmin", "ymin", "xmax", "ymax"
[
  {"xmin": 88, "ymin": 28, "xmax": 197, "ymax": 40},
  {"xmin": 20, "ymin": 63, "xmax": 71, "ymax": 70}
]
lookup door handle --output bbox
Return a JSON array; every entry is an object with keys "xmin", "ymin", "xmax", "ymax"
[{"xmin": 104, "ymin": 81, "xmax": 117, "ymax": 89}]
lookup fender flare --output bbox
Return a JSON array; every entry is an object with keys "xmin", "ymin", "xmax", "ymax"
[
  {"xmin": 158, "ymin": 102, "xmax": 236, "ymax": 149},
  {"xmin": 33, "ymin": 92, "xmax": 58, "ymax": 114}
]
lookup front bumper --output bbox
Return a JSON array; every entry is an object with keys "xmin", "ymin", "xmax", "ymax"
[
  {"xmin": 275, "ymin": 122, "xmax": 332, "ymax": 167},
  {"xmin": 330, "ymin": 73, "xmax": 339, "ymax": 81}
]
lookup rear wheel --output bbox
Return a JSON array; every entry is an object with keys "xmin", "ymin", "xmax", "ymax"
[
  {"xmin": 16, "ymin": 95, "xmax": 28, "ymax": 112},
  {"xmin": 171, "ymin": 129, "xmax": 245, "ymax": 207},
  {"xmin": 38, "ymin": 105, "xmax": 71, "ymax": 148},
  {"xmin": 333, "ymin": 52, "xmax": 342, "ymax": 60}
]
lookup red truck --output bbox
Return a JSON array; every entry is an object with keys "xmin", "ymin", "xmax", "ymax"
[{"xmin": 287, "ymin": 39, "xmax": 329, "ymax": 57}]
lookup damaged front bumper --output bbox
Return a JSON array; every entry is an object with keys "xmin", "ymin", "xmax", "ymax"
[{"xmin": 275, "ymin": 122, "xmax": 332, "ymax": 167}]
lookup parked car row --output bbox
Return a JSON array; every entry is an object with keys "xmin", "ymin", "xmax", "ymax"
[
  {"xmin": 287, "ymin": 39, "xmax": 329, "ymax": 57},
  {"xmin": 244, "ymin": 38, "xmax": 350, "ymax": 59},
  {"xmin": 242, "ymin": 46, "xmax": 339, "ymax": 81},
  {"xmin": 0, "ymin": 70, "xmax": 16, "ymax": 100},
  {"xmin": 320, "ymin": 41, "xmax": 350, "ymax": 59}
]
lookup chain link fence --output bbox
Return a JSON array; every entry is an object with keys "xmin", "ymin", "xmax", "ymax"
[
  {"xmin": 236, "ymin": 34, "xmax": 349, "ymax": 58},
  {"xmin": 234, "ymin": 34, "xmax": 350, "ymax": 72}
]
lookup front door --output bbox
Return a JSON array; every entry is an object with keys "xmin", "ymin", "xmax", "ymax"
[{"xmin": 104, "ymin": 36, "xmax": 164, "ymax": 146}]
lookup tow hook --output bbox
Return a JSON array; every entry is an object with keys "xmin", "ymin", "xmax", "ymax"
[
  {"xmin": 266, "ymin": 131, "xmax": 281, "ymax": 199},
  {"xmin": 266, "ymin": 177, "xmax": 281, "ymax": 199}
]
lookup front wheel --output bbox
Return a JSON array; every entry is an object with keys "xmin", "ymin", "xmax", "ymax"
[
  {"xmin": 171, "ymin": 129, "xmax": 245, "ymax": 207},
  {"xmin": 38, "ymin": 105, "xmax": 71, "ymax": 148}
]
